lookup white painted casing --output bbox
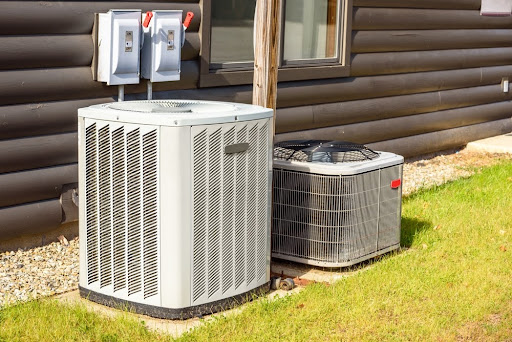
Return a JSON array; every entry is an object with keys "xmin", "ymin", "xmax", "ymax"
[
  {"xmin": 78, "ymin": 101, "xmax": 273, "ymax": 310},
  {"xmin": 97, "ymin": 10, "xmax": 141, "ymax": 85}
]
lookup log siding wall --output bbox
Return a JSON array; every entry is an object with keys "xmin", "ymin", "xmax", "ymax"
[
  {"xmin": 0, "ymin": 0, "xmax": 201, "ymax": 239},
  {"xmin": 1, "ymin": 0, "xmax": 511, "ymax": 239}
]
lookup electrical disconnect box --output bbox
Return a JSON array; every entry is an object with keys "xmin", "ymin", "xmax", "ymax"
[
  {"xmin": 97, "ymin": 10, "xmax": 141, "ymax": 85},
  {"xmin": 141, "ymin": 10, "xmax": 183, "ymax": 82}
]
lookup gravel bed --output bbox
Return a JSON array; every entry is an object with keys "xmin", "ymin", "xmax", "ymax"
[
  {"xmin": 402, "ymin": 149, "xmax": 511, "ymax": 195},
  {"xmin": 0, "ymin": 148, "xmax": 510, "ymax": 308},
  {"xmin": 0, "ymin": 237, "xmax": 79, "ymax": 307}
]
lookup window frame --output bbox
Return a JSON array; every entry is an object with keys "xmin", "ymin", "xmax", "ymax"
[{"xmin": 199, "ymin": 0, "xmax": 353, "ymax": 88}]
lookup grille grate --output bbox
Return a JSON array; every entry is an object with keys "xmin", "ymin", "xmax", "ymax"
[
  {"xmin": 234, "ymin": 126, "xmax": 247, "ymax": 290},
  {"xmin": 272, "ymin": 166, "xmax": 401, "ymax": 265},
  {"xmin": 221, "ymin": 127, "xmax": 236, "ymax": 294},
  {"xmin": 107, "ymin": 100, "xmax": 237, "ymax": 113},
  {"xmin": 207, "ymin": 128, "xmax": 222, "ymax": 298},
  {"xmin": 98, "ymin": 126, "xmax": 112, "ymax": 288},
  {"xmin": 84, "ymin": 123, "xmax": 159, "ymax": 300},
  {"xmin": 112, "ymin": 127, "xmax": 126, "ymax": 292},
  {"xmin": 85, "ymin": 124, "xmax": 99, "ymax": 285},
  {"xmin": 191, "ymin": 122, "xmax": 270, "ymax": 305},
  {"xmin": 143, "ymin": 130, "xmax": 159, "ymax": 299},
  {"xmin": 274, "ymin": 140, "xmax": 380, "ymax": 163},
  {"xmin": 127, "ymin": 129, "xmax": 142, "ymax": 296},
  {"xmin": 192, "ymin": 129, "xmax": 208, "ymax": 302}
]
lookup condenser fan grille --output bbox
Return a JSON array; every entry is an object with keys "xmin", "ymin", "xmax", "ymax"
[
  {"xmin": 107, "ymin": 100, "xmax": 238, "ymax": 114},
  {"xmin": 274, "ymin": 140, "xmax": 380, "ymax": 163}
]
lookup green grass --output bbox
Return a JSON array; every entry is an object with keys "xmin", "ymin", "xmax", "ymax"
[
  {"xmin": 2, "ymin": 160, "xmax": 512, "ymax": 341},
  {"xmin": 0, "ymin": 300, "xmax": 166, "ymax": 342}
]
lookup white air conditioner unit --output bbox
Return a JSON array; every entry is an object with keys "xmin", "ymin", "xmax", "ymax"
[
  {"xmin": 77, "ymin": 100, "xmax": 273, "ymax": 319},
  {"xmin": 272, "ymin": 141, "xmax": 403, "ymax": 267}
]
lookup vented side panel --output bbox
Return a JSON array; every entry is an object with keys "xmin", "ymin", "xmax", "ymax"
[
  {"xmin": 127, "ymin": 129, "xmax": 142, "ymax": 296},
  {"xmin": 221, "ymin": 127, "xmax": 236, "ymax": 294},
  {"xmin": 83, "ymin": 122, "xmax": 160, "ymax": 303},
  {"xmin": 257, "ymin": 122, "xmax": 269, "ymax": 280},
  {"xmin": 98, "ymin": 126, "xmax": 112, "ymax": 288},
  {"xmin": 246, "ymin": 125, "xmax": 258, "ymax": 285},
  {"xmin": 191, "ymin": 120, "xmax": 271, "ymax": 305},
  {"xmin": 378, "ymin": 165, "xmax": 403, "ymax": 250},
  {"xmin": 234, "ymin": 126, "xmax": 248, "ymax": 291},
  {"xmin": 112, "ymin": 127, "xmax": 126, "ymax": 292},
  {"xmin": 207, "ymin": 128, "xmax": 222, "ymax": 298},
  {"xmin": 143, "ymin": 130, "xmax": 159, "ymax": 299},
  {"xmin": 85, "ymin": 124, "xmax": 99, "ymax": 285},
  {"xmin": 192, "ymin": 129, "xmax": 208, "ymax": 303}
]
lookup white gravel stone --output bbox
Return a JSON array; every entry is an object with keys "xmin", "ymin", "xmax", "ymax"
[{"xmin": 0, "ymin": 148, "xmax": 510, "ymax": 308}]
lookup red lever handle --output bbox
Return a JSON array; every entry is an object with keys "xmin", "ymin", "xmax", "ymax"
[
  {"xmin": 183, "ymin": 11, "xmax": 194, "ymax": 29},
  {"xmin": 143, "ymin": 11, "xmax": 153, "ymax": 28}
]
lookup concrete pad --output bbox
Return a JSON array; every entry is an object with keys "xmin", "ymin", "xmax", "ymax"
[
  {"xmin": 466, "ymin": 133, "xmax": 512, "ymax": 154},
  {"xmin": 56, "ymin": 290, "xmax": 202, "ymax": 338},
  {"xmin": 55, "ymin": 285, "xmax": 304, "ymax": 338},
  {"xmin": 271, "ymin": 258, "xmax": 373, "ymax": 285},
  {"xmin": 54, "ymin": 259, "xmax": 374, "ymax": 337}
]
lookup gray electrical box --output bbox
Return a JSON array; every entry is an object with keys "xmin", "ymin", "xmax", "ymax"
[
  {"xmin": 141, "ymin": 10, "xmax": 183, "ymax": 82},
  {"xmin": 97, "ymin": 10, "xmax": 141, "ymax": 85}
]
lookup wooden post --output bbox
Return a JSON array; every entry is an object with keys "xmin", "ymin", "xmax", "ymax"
[{"xmin": 252, "ymin": 0, "xmax": 280, "ymax": 132}]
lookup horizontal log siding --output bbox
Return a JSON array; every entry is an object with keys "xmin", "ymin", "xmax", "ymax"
[
  {"xmin": 272, "ymin": 3, "xmax": 512, "ymax": 158},
  {"xmin": 0, "ymin": 199, "xmax": 62, "ymax": 239},
  {"xmin": 0, "ymin": 33, "xmax": 199, "ymax": 71},
  {"xmin": 1, "ymin": 0, "xmax": 512, "ymax": 239},
  {"xmin": 351, "ymin": 48, "xmax": 512, "ymax": 76},
  {"xmin": 353, "ymin": 8, "xmax": 512, "ymax": 30},
  {"xmin": 0, "ymin": 1, "xmax": 200, "ymax": 238},
  {"xmin": 0, "ymin": 62, "xmax": 199, "ymax": 106},
  {"xmin": 353, "ymin": 0, "xmax": 481, "ymax": 10},
  {"xmin": 0, "ymin": 133, "xmax": 77, "ymax": 174},
  {"xmin": 0, "ymin": 1, "xmax": 201, "ymax": 35},
  {"xmin": 275, "ymin": 85, "xmax": 512, "ymax": 133},
  {"xmin": 275, "ymin": 101, "xmax": 512, "ymax": 144},
  {"xmin": 368, "ymin": 119, "xmax": 512, "ymax": 157},
  {"xmin": 0, "ymin": 164, "xmax": 77, "ymax": 208}
]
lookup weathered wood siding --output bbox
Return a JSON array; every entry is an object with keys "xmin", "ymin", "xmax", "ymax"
[{"xmin": 1, "ymin": 0, "xmax": 512, "ymax": 239}]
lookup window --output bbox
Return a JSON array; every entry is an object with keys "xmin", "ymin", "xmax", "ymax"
[
  {"xmin": 200, "ymin": 0, "xmax": 352, "ymax": 87},
  {"xmin": 210, "ymin": 0, "xmax": 256, "ymax": 67},
  {"xmin": 282, "ymin": 0, "xmax": 339, "ymax": 64}
]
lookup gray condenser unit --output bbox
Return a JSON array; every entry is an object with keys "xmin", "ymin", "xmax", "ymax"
[{"xmin": 272, "ymin": 141, "xmax": 404, "ymax": 267}]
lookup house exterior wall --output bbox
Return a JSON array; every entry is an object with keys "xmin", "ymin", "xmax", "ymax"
[{"xmin": 0, "ymin": 0, "xmax": 511, "ymax": 240}]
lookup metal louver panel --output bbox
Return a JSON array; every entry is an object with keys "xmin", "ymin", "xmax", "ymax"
[
  {"xmin": 221, "ymin": 127, "xmax": 236, "ymax": 294},
  {"xmin": 192, "ymin": 129, "xmax": 208, "ymax": 303},
  {"xmin": 246, "ymin": 125, "xmax": 258, "ymax": 285},
  {"xmin": 257, "ymin": 122, "xmax": 269, "ymax": 280},
  {"xmin": 234, "ymin": 126, "xmax": 248, "ymax": 291},
  {"xmin": 191, "ymin": 120, "xmax": 271, "ymax": 305},
  {"xmin": 127, "ymin": 129, "xmax": 142, "ymax": 296},
  {"xmin": 84, "ymin": 122, "xmax": 160, "ymax": 302},
  {"xmin": 207, "ymin": 128, "xmax": 222, "ymax": 298},
  {"xmin": 98, "ymin": 126, "xmax": 112, "ymax": 288},
  {"xmin": 112, "ymin": 127, "xmax": 126, "ymax": 292},
  {"xmin": 143, "ymin": 130, "xmax": 159, "ymax": 299},
  {"xmin": 85, "ymin": 124, "xmax": 99, "ymax": 285}
]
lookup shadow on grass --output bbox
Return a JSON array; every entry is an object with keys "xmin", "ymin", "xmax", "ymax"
[{"xmin": 400, "ymin": 216, "xmax": 432, "ymax": 248}]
